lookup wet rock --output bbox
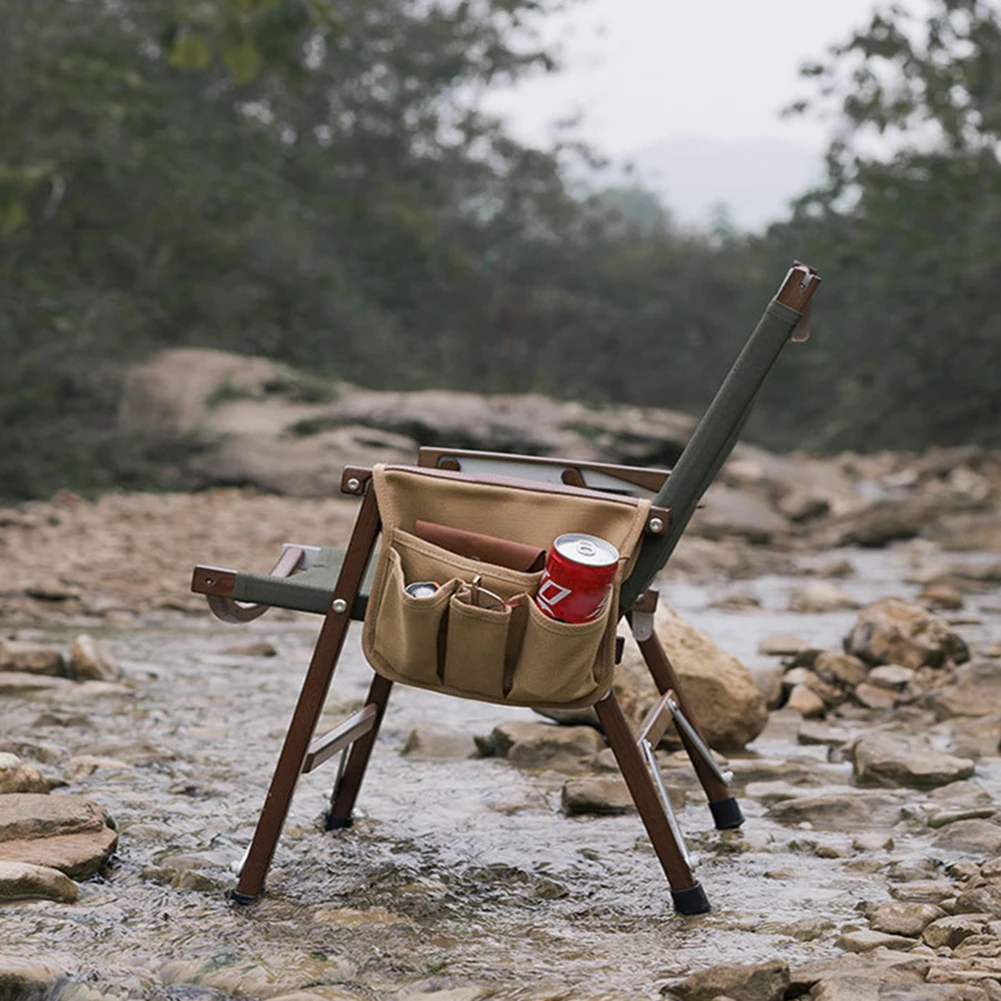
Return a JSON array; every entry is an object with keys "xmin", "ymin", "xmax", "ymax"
[
  {"xmin": 481, "ymin": 722, "xmax": 603, "ymax": 770},
  {"xmin": 954, "ymin": 885, "xmax": 1001, "ymax": 920},
  {"xmin": 867, "ymin": 665, "xmax": 916, "ymax": 690},
  {"xmin": 845, "ymin": 598, "xmax": 970, "ymax": 670},
  {"xmin": 401, "ymin": 725, "xmax": 477, "ymax": 760},
  {"xmin": 0, "ymin": 793, "xmax": 117, "ymax": 878},
  {"xmin": 798, "ymin": 722, "xmax": 853, "ymax": 748},
  {"xmin": 853, "ymin": 832, "xmax": 895, "ymax": 853},
  {"xmin": 837, "ymin": 928, "xmax": 919, "ymax": 952},
  {"xmin": 743, "ymin": 781, "xmax": 807, "ymax": 805},
  {"xmin": 757, "ymin": 634, "xmax": 810, "ymax": 657},
  {"xmin": 747, "ymin": 662, "xmax": 784, "ymax": 709},
  {"xmin": 562, "ymin": 777, "xmax": 635, "ymax": 816},
  {"xmin": 160, "ymin": 953, "xmax": 357, "ymax": 999},
  {"xmin": 616, "ymin": 603, "xmax": 768, "ymax": 751},
  {"xmin": 923, "ymin": 914, "xmax": 991, "ymax": 949},
  {"xmin": 786, "ymin": 684, "xmax": 826, "ymax": 718},
  {"xmin": 869, "ymin": 901, "xmax": 947, "ymax": 937},
  {"xmin": 928, "ymin": 661, "xmax": 1001, "ymax": 719},
  {"xmin": 0, "ymin": 829, "xmax": 118, "ymax": 880},
  {"xmin": 691, "ymin": 484, "xmax": 791, "ymax": 544},
  {"xmin": 0, "ymin": 672, "xmax": 72, "ymax": 695},
  {"xmin": 789, "ymin": 954, "xmax": 927, "ymax": 995},
  {"xmin": 920, "ymin": 584, "xmax": 965, "ymax": 611},
  {"xmin": 223, "ymin": 641, "xmax": 277, "ymax": 657},
  {"xmin": 815, "ymin": 652, "xmax": 869, "ymax": 688},
  {"xmin": 709, "ymin": 590, "xmax": 762, "ymax": 611},
  {"xmin": 0, "ymin": 793, "xmax": 110, "ymax": 840},
  {"xmin": 932, "ymin": 820, "xmax": 1001, "ymax": 855},
  {"xmin": 789, "ymin": 582, "xmax": 859, "ymax": 613},
  {"xmin": 950, "ymin": 717, "xmax": 1001, "ymax": 759},
  {"xmin": 0, "ymin": 754, "xmax": 49, "ymax": 794},
  {"xmin": 889, "ymin": 882, "xmax": 957, "ymax": 904},
  {"xmin": 852, "ymin": 733, "xmax": 975, "ymax": 789},
  {"xmin": 0, "ymin": 638, "xmax": 66, "ymax": 676},
  {"xmin": 824, "ymin": 496, "xmax": 943, "ymax": 548},
  {"xmin": 852, "ymin": 680, "xmax": 900, "ymax": 712},
  {"xmin": 0, "ymin": 957, "xmax": 67, "ymax": 1001},
  {"xmin": 929, "ymin": 808, "xmax": 998, "ymax": 828},
  {"xmin": 0, "ymin": 860, "xmax": 78, "ymax": 902},
  {"xmin": 925, "ymin": 511, "xmax": 1001, "ymax": 551},
  {"xmin": 65, "ymin": 755, "xmax": 131, "ymax": 782},
  {"xmin": 816, "ymin": 979, "xmax": 988, "ymax": 1001},
  {"xmin": 765, "ymin": 791, "xmax": 904, "ymax": 832},
  {"xmin": 312, "ymin": 906, "xmax": 408, "ymax": 927},
  {"xmin": 663, "ymin": 959, "xmax": 789, "ymax": 1001},
  {"xmin": 929, "ymin": 780, "xmax": 994, "ymax": 809},
  {"xmin": 69, "ymin": 635, "xmax": 120, "ymax": 681}
]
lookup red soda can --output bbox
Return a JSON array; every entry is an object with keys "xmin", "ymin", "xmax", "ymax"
[{"xmin": 535, "ymin": 533, "xmax": 619, "ymax": 623}]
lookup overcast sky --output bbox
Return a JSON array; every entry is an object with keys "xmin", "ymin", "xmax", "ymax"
[
  {"xmin": 487, "ymin": 0, "xmax": 927, "ymax": 153},
  {"xmin": 484, "ymin": 0, "xmax": 928, "ymax": 227}
]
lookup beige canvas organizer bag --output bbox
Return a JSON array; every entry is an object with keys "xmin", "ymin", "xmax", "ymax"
[{"xmin": 361, "ymin": 464, "xmax": 652, "ymax": 709}]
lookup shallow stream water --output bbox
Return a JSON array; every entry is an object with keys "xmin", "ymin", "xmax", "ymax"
[{"xmin": 2, "ymin": 544, "xmax": 1000, "ymax": 1000}]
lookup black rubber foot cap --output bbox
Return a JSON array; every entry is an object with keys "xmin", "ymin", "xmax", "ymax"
[
  {"xmin": 229, "ymin": 888, "xmax": 258, "ymax": 905},
  {"xmin": 709, "ymin": 795, "xmax": 744, "ymax": 830},
  {"xmin": 325, "ymin": 812, "xmax": 354, "ymax": 831},
  {"xmin": 671, "ymin": 883, "xmax": 711, "ymax": 915}
]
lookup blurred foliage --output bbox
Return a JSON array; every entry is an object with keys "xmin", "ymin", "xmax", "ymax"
[{"xmin": 1, "ymin": 0, "xmax": 999, "ymax": 499}]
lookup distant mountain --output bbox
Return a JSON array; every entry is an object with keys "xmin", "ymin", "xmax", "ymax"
[{"xmin": 627, "ymin": 135, "xmax": 824, "ymax": 233}]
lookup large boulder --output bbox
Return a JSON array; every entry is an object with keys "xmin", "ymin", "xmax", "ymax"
[
  {"xmin": 538, "ymin": 603, "xmax": 768, "ymax": 751},
  {"xmin": 688, "ymin": 484, "xmax": 791, "ymax": 544},
  {"xmin": 844, "ymin": 598, "xmax": 970, "ymax": 669},
  {"xmin": 618, "ymin": 603, "xmax": 768, "ymax": 751}
]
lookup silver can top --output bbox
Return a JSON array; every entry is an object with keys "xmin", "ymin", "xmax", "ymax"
[{"xmin": 554, "ymin": 533, "xmax": 619, "ymax": 568}]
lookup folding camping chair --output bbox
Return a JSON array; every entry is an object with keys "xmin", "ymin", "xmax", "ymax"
[{"xmin": 191, "ymin": 262, "xmax": 820, "ymax": 915}]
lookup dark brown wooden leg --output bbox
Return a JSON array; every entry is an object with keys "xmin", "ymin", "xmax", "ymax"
[
  {"xmin": 232, "ymin": 490, "xmax": 381, "ymax": 903},
  {"xmin": 634, "ymin": 626, "xmax": 744, "ymax": 831},
  {"xmin": 325, "ymin": 672, "xmax": 393, "ymax": 828},
  {"xmin": 594, "ymin": 692, "xmax": 710, "ymax": 915}
]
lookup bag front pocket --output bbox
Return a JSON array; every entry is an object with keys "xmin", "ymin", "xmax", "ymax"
[
  {"xmin": 371, "ymin": 547, "xmax": 459, "ymax": 687},
  {"xmin": 506, "ymin": 598, "xmax": 610, "ymax": 706},
  {"xmin": 441, "ymin": 593, "xmax": 518, "ymax": 701}
]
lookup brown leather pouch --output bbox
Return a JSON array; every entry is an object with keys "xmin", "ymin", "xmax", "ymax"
[{"xmin": 414, "ymin": 520, "xmax": 546, "ymax": 573}]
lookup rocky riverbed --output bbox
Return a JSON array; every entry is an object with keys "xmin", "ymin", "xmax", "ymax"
[{"xmin": 1, "ymin": 481, "xmax": 1001, "ymax": 1000}]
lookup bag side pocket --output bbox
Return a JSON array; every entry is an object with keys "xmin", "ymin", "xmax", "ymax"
[
  {"xmin": 506, "ymin": 598, "xmax": 610, "ymax": 706},
  {"xmin": 371, "ymin": 547, "xmax": 458, "ymax": 687}
]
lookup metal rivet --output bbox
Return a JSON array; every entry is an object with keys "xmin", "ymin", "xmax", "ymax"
[
  {"xmin": 346, "ymin": 477, "xmax": 361, "ymax": 493},
  {"xmin": 332, "ymin": 598, "xmax": 348, "ymax": 614},
  {"xmin": 649, "ymin": 517, "xmax": 665, "ymax": 534}
]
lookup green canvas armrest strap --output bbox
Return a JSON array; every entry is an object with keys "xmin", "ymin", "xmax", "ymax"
[{"xmin": 620, "ymin": 265, "xmax": 820, "ymax": 611}]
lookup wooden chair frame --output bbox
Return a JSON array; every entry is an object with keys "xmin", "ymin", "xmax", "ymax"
[{"xmin": 190, "ymin": 263, "xmax": 821, "ymax": 916}]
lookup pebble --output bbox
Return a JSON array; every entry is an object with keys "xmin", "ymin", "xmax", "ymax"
[
  {"xmin": 0, "ymin": 753, "xmax": 49, "ymax": 794},
  {"xmin": 867, "ymin": 665, "xmax": 916, "ymax": 690},
  {"xmin": 69, "ymin": 635, "xmax": 121, "ymax": 680}
]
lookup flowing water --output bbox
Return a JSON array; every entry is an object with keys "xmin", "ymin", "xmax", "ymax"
[{"xmin": 2, "ymin": 544, "xmax": 1000, "ymax": 1000}]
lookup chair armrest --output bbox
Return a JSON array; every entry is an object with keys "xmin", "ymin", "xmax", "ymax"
[{"xmin": 191, "ymin": 546, "xmax": 305, "ymax": 623}]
